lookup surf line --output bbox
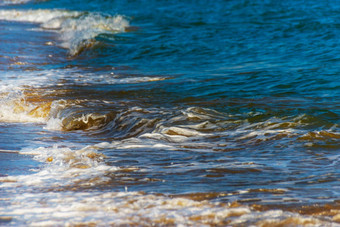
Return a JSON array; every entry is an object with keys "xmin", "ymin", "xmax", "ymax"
[{"xmin": 0, "ymin": 149, "xmax": 19, "ymax": 153}]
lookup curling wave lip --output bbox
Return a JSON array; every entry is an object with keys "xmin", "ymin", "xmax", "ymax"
[{"xmin": 0, "ymin": 9, "xmax": 129, "ymax": 56}]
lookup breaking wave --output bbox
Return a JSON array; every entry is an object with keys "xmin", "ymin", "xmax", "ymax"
[
  {"xmin": 0, "ymin": 190, "xmax": 329, "ymax": 226},
  {"xmin": 0, "ymin": 9, "xmax": 129, "ymax": 56},
  {"xmin": 0, "ymin": 141, "xmax": 335, "ymax": 226},
  {"xmin": 0, "ymin": 0, "xmax": 33, "ymax": 6}
]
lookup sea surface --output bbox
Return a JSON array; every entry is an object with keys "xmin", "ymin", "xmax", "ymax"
[{"xmin": 0, "ymin": 0, "xmax": 339, "ymax": 226}]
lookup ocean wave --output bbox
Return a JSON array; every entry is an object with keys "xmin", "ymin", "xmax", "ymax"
[
  {"xmin": 1, "ymin": 87, "xmax": 337, "ymax": 150},
  {"xmin": 0, "ymin": 144, "xmax": 117, "ymax": 191},
  {"xmin": 0, "ymin": 9, "xmax": 129, "ymax": 56},
  {"xmin": 0, "ymin": 103, "xmax": 338, "ymax": 226},
  {"xmin": 0, "ymin": 190, "xmax": 330, "ymax": 226},
  {"xmin": 45, "ymin": 103, "xmax": 338, "ymax": 151},
  {"xmin": 0, "ymin": 0, "xmax": 33, "ymax": 6},
  {"xmin": 0, "ymin": 90, "xmax": 49, "ymax": 123},
  {"xmin": 0, "ymin": 141, "xmax": 329, "ymax": 226}
]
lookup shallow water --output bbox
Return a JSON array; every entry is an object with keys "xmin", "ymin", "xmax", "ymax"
[{"xmin": 0, "ymin": 0, "xmax": 339, "ymax": 226}]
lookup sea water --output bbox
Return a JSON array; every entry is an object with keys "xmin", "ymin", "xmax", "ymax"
[{"xmin": 0, "ymin": 0, "xmax": 339, "ymax": 226}]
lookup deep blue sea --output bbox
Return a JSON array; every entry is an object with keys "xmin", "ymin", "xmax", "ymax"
[{"xmin": 0, "ymin": 0, "xmax": 339, "ymax": 225}]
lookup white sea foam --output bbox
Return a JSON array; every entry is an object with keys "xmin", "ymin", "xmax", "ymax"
[
  {"xmin": 0, "ymin": 69, "xmax": 165, "ymax": 91},
  {"xmin": 0, "ymin": 146, "xmax": 327, "ymax": 226},
  {"xmin": 93, "ymin": 137, "xmax": 176, "ymax": 151},
  {"xmin": 0, "ymin": 189, "xmax": 328, "ymax": 226},
  {"xmin": 0, "ymin": 105, "xmax": 336, "ymax": 225},
  {"xmin": 44, "ymin": 117, "xmax": 63, "ymax": 130},
  {"xmin": 0, "ymin": 9, "xmax": 80, "ymax": 24},
  {"xmin": 0, "ymin": 9, "xmax": 129, "ymax": 55},
  {"xmin": 62, "ymin": 71, "xmax": 166, "ymax": 85},
  {"xmin": 0, "ymin": 71, "xmax": 52, "ymax": 92},
  {"xmin": 0, "ymin": 0, "xmax": 33, "ymax": 5},
  {"xmin": 0, "ymin": 145, "xmax": 118, "ymax": 190},
  {"xmin": 0, "ymin": 69, "xmax": 167, "ymax": 125},
  {"xmin": 0, "ymin": 91, "xmax": 47, "ymax": 123},
  {"xmin": 0, "ymin": 70, "xmax": 61, "ymax": 123}
]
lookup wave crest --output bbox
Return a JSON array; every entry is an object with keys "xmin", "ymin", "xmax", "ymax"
[{"xmin": 0, "ymin": 9, "xmax": 129, "ymax": 56}]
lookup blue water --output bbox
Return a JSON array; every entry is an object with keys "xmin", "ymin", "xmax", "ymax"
[{"xmin": 0, "ymin": 0, "xmax": 339, "ymax": 225}]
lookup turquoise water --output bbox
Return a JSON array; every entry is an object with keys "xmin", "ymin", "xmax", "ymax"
[{"xmin": 0, "ymin": 0, "xmax": 339, "ymax": 225}]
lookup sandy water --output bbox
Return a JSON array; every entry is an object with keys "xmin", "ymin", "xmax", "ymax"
[{"xmin": 0, "ymin": 0, "xmax": 340, "ymax": 226}]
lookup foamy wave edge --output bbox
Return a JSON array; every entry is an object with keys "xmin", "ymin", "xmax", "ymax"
[
  {"xmin": 0, "ymin": 127, "xmax": 336, "ymax": 226},
  {"xmin": 1, "ymin": 192, "xmax": 329, "ymax": 226},
  {"xmin": 0, "ymin": 9, "xmax": 129, "ymax": 56},
  {"xmin": 0, "ymin": 0, "xmax": 33, "ymax": 6}
]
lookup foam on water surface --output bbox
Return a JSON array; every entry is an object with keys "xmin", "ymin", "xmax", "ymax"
[
  {"xmin": 1, "ymin": 190, "xmax": 332, "ymax": 226},
  {"xmin": 0, "ymin": 145, "xmax": 117, "ymax": 191},
  {"xmin": 0, "ymin": 0, "xmax": 32, "ymax": 5},
  {"xmin": 1, "ymin": 134, "xmax": 339, "ymax": 226},
  {"xmin": 0, "ymin": 91, "xmax": 48, "ymax": 123},
  {"xmin": 0, "ymin": 90, "xmax": 339, "ymax": 225},
  {"xmin": 0, "ymin": 147, "xmax": 332, "ymax": 227},
  {"xmin": 1, "ymin": 0, "xmax": 340, "ymax": 225},
  {"xmin": 0, "ymin": 9, "xmax": 129, "ymax": 56},
  {"xmin": 0, "ymin": 68, "xmax": 168, "ymax": 125}
]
